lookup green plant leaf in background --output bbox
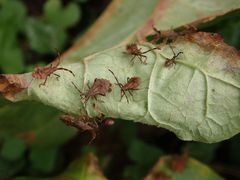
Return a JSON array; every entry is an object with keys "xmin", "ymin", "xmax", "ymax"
[
  {"xmin": 1, "ymin": 136, "xmax": 26, "ymax": 161},
  {"xmin": 44, "ymin": 0, "xmax": 81, "ymax": 29},
  {"xmin": 0, "ymin": 0, "xmax": 26, "ymax": 73},
  {"xmin": 184, "ymin": 142, "xmax": 219, "ymax": 163},
  {"xmin": 124, "ymin": 139, "xmax": 163, "ymax": 180},
  {"xmin": 144, "ymin": 155, "xmax": 223, "ymax": 180},
  {"xmin": 14, "ymin": 153, "xmax": 107, "ymax": 180},
  {"xmin": 25, "ymin": 0, "xmax": 81, "ymax": 54},
  {"xmin": 60, "ymin": 153, "xmax": 107, "ymax": 180},
  {"xmin": 29, "ymin": 148, "xmax": 61, "ymax": 174}
]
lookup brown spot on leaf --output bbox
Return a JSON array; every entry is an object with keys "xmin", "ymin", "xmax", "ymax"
[
  {"xmin": 183, "ymin": 32, "xmax": 240, "ymax": 71},
  {"xmin": 0, "ymin": 74, "xmax": 28, "ymax": 101}
]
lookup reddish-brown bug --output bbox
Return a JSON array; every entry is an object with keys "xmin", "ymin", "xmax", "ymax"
[
  {"xmin": 171, "ymin": 152, "xmax": 189, "ymax": 172},
  {"xmin": 125, "ymin": 43, "xmax": 160, "ymax": 64},
  {"xmin": 108, "ymin": 69, "xmax": 140, "ymax": 103},
  {"xmin": 164, "ymin": 45, "xmax": 183, "ymax": 68},
  {"xmin": 32, "ymin": 53, "xmax": 75, "ymax": 87},
  {"xmin": 72, "ymin": 78, "xmax": 112, "ymax": 104},
  {"xmin": 60, "ymin": 113, "xmax": 99, "ymax": 144}
]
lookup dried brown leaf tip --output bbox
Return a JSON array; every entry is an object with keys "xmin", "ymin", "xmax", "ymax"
[
  {"xmin": 109, "ymin": 69, "xmax": 140, "ymax": 103},
  {"xmin": 164, "ymin": 45, "xmax": 183, "ymax": 68},
  {"xmin": 0, "ymin": 74, "xmax": 27, "ymax": 101},
  {"xmin": 60, "ymin": 113, "xmax": 99, "ymax": 144},
  {"xmin": 171, "ymin": 152, "xmax": 189, "ymax": 172},
  {"xmin": 72, "ymin": 78, "xmax": 112, "ymax": 104},
  {"xmin": 125, "ymin": 43, "xmax": 160, "ymax": 64},
  {"xmin": 32, "ymin": 53, "xmax": 75, "ymax": 87}
]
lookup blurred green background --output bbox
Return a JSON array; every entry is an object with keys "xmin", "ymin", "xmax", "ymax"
[{"xmin": 0, "ymin": 0, "xmax": 240, "ymax": 179}]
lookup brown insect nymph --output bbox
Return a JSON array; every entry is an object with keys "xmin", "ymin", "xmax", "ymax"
[
  {"xmin": 60, "ymin": 113, "xmax": 98, "ymax": 144},
  {"xmin": 32, "ymin": 53, "xmax": 75, "ymax": 87},
  {"xmin": 126, "ymin": 43, "xmax": 160, "ymax": 64},
  {"xmin": 164, "ymin": 45, "xmax": 183, "ymax": 68},
  {"xmin": 72, "ymin": 78, "xmax": 112, "ymax": 104},
  {"xmin": 109, "ymin": 69, "xmax": 140, "ymax": 103}
]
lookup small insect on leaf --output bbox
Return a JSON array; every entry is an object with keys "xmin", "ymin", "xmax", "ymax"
[
  {"xmin": 60, "ymin": 113, "xmax": 99, "ymax": 144},
  {"xmin": 125, "ymin": 43, "xmax": 160, "ymax": 65},
  {"xmin": 108, "ymin": 69, "xmax": 140, "ymax": 103},
  {"xmin": 171, "ymin": 152, "xmax": 189, "ymax": 172},
  {"xmin": 164, "ymin": 45, "xmax": 183, "ymax": 68},
  {"xmin": 72, "ymin": 78, "xmax": 112, "ymax": 104},
  {"xmin": 32, "ymin": 53, "xmax": 75, "ymax": 87}
]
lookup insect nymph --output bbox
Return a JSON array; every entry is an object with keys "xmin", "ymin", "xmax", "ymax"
[
  {"xmin": 125, "ymin": 43, "xmax": 160, "ymax": 64},
  {"xmin": 72, "ymin": 78, "xmax": 112, "ymax": 104},
  {"xmin": 32, "ymin": 54, "xmax": 75, "ymax": 87},
  {"xmin": 164, "ymin": 45, "xmax": 183, "ymax": 68},
  {"xmin": 108, "ymin": 69, "xmax": 140, "ymax": 103}
]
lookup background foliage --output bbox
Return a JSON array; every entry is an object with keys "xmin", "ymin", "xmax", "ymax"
[{"xmin": 0, "ymin": 0, "xmax": 240, "ymax": 179}]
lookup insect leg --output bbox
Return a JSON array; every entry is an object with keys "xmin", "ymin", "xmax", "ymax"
[
  {"xmin": 39, "ymin": 76, "xmax": 49, "ymax": 87},
  {"xmin": 72, "ymin": 82, "xmax": 84, "ymax": 99},
  {"xmin": 108, "ymin": 69, "xmax": 129, "ymax": 103},
  {"xmin": 53, "ymin": 73, "xmax": 60, "ymax": 80},
  {"xmin": 169, "ymin": 44, "xmax": 176, "ymax": 56},
  {"xmin": 87, "ymin": 130, "xmax": 96, "ymax": 144},
  {"xmin": 142, "ymin": 47, "xmax": 161, "ymax": 54},
  {"xmin": 175, "ymin": 52, "xmax": 183, "ymax": 59},
  {"xmin": 139, "ymin": 55, "xmax": 147, "ymax": 64},
  {"xmin": 120, "ymin": 90, "xmax": 129, "ymax": 103},
  {"xmin": 130, "ymin": 55, "xmax": 137, "ymax": 65},
  {"xmin": 55, "ymin": 68, "xmax": 75, "ymax": 77}
]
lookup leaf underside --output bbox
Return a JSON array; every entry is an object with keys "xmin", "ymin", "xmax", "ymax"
[{"xmin": 9, "ymin": 32, "xmax": 240, "ymax": 143}]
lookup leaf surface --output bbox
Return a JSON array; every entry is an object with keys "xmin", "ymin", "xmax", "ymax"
[{"xmin": 3, "ymin": 32, "xmax": 240, "ymax": 143}]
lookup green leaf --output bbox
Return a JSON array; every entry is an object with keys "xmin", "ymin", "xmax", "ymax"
[
  {"xmin": 25, "ymin": 18, "xmax": 67, "ymax": 54},
  {"xmin": 14, "ymin": 154, "xmax": 107, "ymax": 180},
  {"xmin": 0, "ymin": 157, "xmax": 25, "ymax": 178},
  {"xmin": 0, "ymin": 0, "xmax": 26, "ymax": 73},
  {"xmin": 145, "ymin": 155, "xmax": 223, "ymax": 180},
  {"xmin": 44, "ymin": 0, "xmax": 81, "ymax": 29},
  {"xmin": 0, "ymin": 0, "xmax": 26, "ymax": 32},
  {"xmin": 60, "ymin": 3, "xmax": 81, "ymax": 29},
  {"xmin": 0, "ymin": 100, "xmax": 76, "ymax": 148},
  {"xmin": 128, "ymin": 139, "xmax": 162, "ymax": 166},
  {"xmin": 44, "ymin": 0, "xmax": 62, "ymax": 21},
  {"xmin": 29, "ymin": 148, "xmax": 59, "ymax": 173},
  {"xmin": 59, "ymin": 153, "xmax": 107, "ymax": 180},
  {"xmin": 1, "ymin": 136, "xmax": 26, "ymax": 161},
  {"xmin": 184, "ymin": 142, "xmax": 219, "ymax": 163},
  {"xmin": 125, "ymin": 139, "xmax": 163, "ymax": 180},
  {"xmin": 0, "ymin": 47, "xmax": 24, "ymax": 73}
]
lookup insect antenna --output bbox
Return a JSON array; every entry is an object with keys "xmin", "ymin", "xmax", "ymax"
[
  {"xmin": 169, "ymin": 45, "xmax": 183, "ymax": 58},
  {"xmin": 55, "ymin": 67, "xmax": 75, "ymax": 77},
  {"xmin": 142, "ymin": 46, "xmax": 161, "ymax": 54},
  {"xmin": 108, "ymin": 69, "xmax": 129, "ymax": 103},
  {"xmin": 72, "ymin": 82, "xmax": 84, "ymax": 98}
]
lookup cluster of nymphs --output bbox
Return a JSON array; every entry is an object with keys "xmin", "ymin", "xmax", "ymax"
[{"xmin": 31, "ymin": 26, "xmax": 188, "ymax": 143}]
